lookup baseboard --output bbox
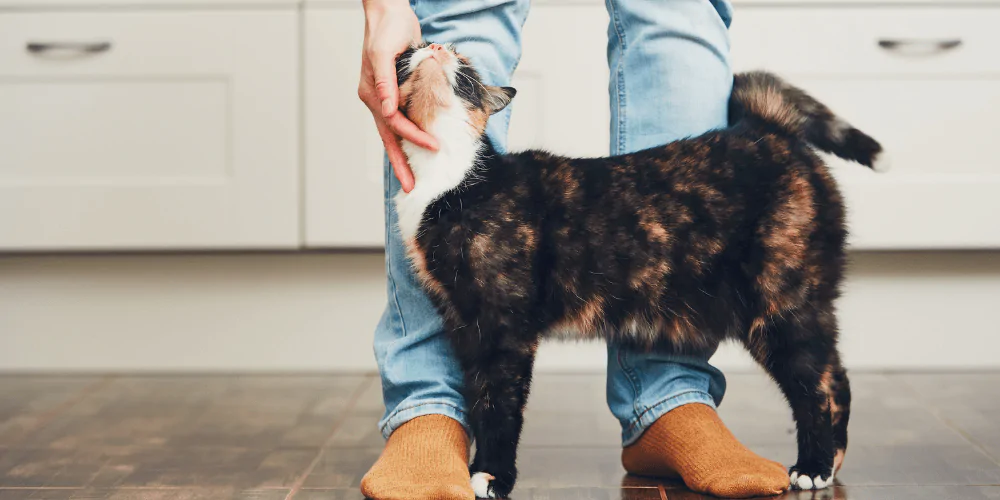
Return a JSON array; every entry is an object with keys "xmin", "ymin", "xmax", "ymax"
[{"xmin": 2, "ymin": 251, "xmax": 999, "ymax": 371}]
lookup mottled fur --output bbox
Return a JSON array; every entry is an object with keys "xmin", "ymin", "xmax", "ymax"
[{"xmin": 394, "ymin": 43, "xmax": 880, "ymax": 497}]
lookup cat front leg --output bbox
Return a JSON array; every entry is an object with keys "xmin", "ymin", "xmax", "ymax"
[{"xmin": 453, "ymin": 322, "xmax": 540, "ymax": 499}]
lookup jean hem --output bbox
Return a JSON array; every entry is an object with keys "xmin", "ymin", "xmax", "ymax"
[
  {"xmin": 380, "ymin": 401, "xmax": 469, "ymax": 440},
  {"xmin": 621, "ymin": 390, "xmax": 717, "ymax": 447}
]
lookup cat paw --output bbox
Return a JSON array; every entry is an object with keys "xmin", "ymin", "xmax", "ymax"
[
  {"xmin": 471, "ymin": 470, "xmax": 515, "ymax": 499},
  {"xmin": 789, "ymin": 464, "xmax": 835, "ymax": 490},
  {"xmin": 471, "ymin": 472, "xmax": 497, "ymax": 498}
]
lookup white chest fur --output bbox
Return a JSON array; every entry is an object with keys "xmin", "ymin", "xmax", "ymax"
[{"xmin": 394, "ymin": 95, "xmax": 481, "ymax": 242}]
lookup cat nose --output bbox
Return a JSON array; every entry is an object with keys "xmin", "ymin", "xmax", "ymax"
[{"xmin": 428, "ymin": 43, "xmax": 444, "ymax": 51}]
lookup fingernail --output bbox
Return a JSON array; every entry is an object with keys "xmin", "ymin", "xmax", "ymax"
[{"xmin": 381, "ymin": 99, "xmax": 393, "ymax": 117}]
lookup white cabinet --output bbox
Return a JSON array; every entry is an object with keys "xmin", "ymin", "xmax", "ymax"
[
  {"xmin": 0, "ymin": 10, "xmax": 299, "ymax": 250},
  {"xmin": 4, "ymin": 2, "xmax": 996, "ymax": 251},
  {"xmin": 730, "ymin": 8, "xmax": 1000, "ymax": 249},
  {"xmin": 506, "ymin": 6, "xmax": 610, "ymax": 156},
  {"xmin": 303, "ymin": 5, "xmax": 386, "ymax": 248}
]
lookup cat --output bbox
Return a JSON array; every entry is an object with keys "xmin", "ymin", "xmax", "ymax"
[{"xmin": 391, "ymin": 41, "xmax": 887, "ymax": 498}]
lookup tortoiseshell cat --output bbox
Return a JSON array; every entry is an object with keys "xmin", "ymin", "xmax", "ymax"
[{"xmin": 392, "ymin": 42, "xmax": 887, "ymax": 498}]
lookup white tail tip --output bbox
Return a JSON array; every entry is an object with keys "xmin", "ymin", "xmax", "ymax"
[{"xmin": 872, "ymin": 150, "xmax": 892, "ymax": 173}]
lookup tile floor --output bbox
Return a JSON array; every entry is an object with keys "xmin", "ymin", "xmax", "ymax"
[{"xmin": 1, "ymin": 371, "xmax": 998, "ymax": 499}]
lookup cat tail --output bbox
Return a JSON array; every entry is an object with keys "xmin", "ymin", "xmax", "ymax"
[{"xmin": 729, "ymin": 71, "xmax": 890, "ymax": 172}]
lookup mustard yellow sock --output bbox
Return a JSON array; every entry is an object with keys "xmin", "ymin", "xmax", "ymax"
[
  {"xmin": 360, "ymin": 415, "xmax": 474, "ymax": 500},
  {"xmin": 622, "ymin": 403, "xmax": 789, "ymax": 498}
]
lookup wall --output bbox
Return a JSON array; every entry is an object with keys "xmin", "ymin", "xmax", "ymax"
[{"xmin": 2, "ymin": 251, "xmax": 998, "ymax": 372}]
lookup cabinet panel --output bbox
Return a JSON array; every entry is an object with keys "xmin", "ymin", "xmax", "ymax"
[
  {"xmin": 0, "ymin": 11, "xmax": 299, "ymax": 250},
  {"xmin": 2, "ymin": 79, "xmax": 228, "ymax": 183},
  {"xmin": 303, "ymin": 6, "xmax": 385, "ymax": 248},
  {"xmin": 731, "ymin": 8, "xmax": 1000, "ymax": 76},
  {"xmin": 733, "ymin": 7, "xmax": 1000, "ymax": 248}
]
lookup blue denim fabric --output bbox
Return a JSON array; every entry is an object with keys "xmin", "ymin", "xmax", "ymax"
[
  {"xmin": 604, "ymin": 0, "xmax": 732, "ymax": 445},
  {"xmin": 374, "ymin": 0, "xmax": 732, "ymax": 445}
]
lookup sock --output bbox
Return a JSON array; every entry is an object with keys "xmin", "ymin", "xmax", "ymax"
[
  {"xmin": 621, "ymin": 403, "xmax": 789, "ymax": 498},
  {"xmin": 360, "ymin": 415, "xmax": 474, "ymax": 500}
]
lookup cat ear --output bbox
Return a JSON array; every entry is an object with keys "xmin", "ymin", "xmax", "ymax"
[{"xmin": 485, "ymin": 86, "xmax": 516, "ymax": 115}]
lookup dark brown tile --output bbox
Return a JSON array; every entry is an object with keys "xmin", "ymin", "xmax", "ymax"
[
  {"xmin": 23, "ymin": 376, "xmax": 369, "ymax": 450},
  {"xmin": 62, "ymin": 489, "xmax": 288, "ymax": 500},
  {"xmin": 332, "ymin": 375, "xmax": 621, "ymax": 449},
  {"xmin": 751, "ymin": 442, "xmax": 1000, "ymax": 486},
  {"xmin": 526, "ymin": 375, "xmax": 606, "ymax": 413},
  {"xmin": 0, "ymin": 447, "xmax": 318, "ymax": 489},
  {"xmin": 719, "ymin": 373, "xmax": 969, "ymax": 448},
  {"xmin": 519, "ymin": 411, "xmax": 621, "ymax": 449},
  {"xmin": 299, "ymin": 449, "xmax": 379, "ymax": 489},
  {"xmin": 347, "ymin": 380, "xmax": 385, "ymax": 417},
  {"xmin": 0, "ymin": 448, "xmax": 108, "ymax": 488},
  {"xmin": 513, "ymin": 448, "xmax": 654, "ymax": 490},
  {"xmin": 0, "ymin": 376, "xmax": 107, "ymax": 444},
  {"xmin": 0, "ymin": 489, "xmax": 80, "ymax": 500},
  {"xmin": 516, "ymin": 374, "xmax": 619, "ymax": 448},
  {"xmin": 660, "ymin": 486, "xmax": 1000, "ymax": 500},
  {"xmin": 515, "ymin": 487, "xmax": 662, "ymax": 500},
  {"xmin": 289, "ymin": 489, "xmax": 365, "ymax": 500},
  {"xmin": 823, "ymin": 486, "xmax": 1000, "ymax": 500},
  {"xmin": 301, "ymin": 446, "xmax": 665, "ymax": 492},
  {"xmin": 327, "ymin": 415, "xmax": 383, "ymax": 449},
  {"xmin": 896, "ymin": 373, "xmax": 1000, "ymax": 458}
]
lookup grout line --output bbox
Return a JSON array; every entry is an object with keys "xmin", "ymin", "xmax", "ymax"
[
  {"xmin": 284, "ymin": 375, "xmax": 377, "ymax": 500},
  {"xmin": 13, "ymin": 375, "xmax": 117, "ymax": 444},
  {"xmin": 658, "ymin": 484, "xmax": 669, "ymax": 500},
  {"xmin": 895, "ymin": 375, "xmax": 1000, "ymax": 469}
]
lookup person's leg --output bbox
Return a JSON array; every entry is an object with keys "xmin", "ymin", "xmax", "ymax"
[
  {"xmin": 603, "ymin": 0, "xmax": 788, "ymax": 497},
  {"xmin": 362, "ymin": 1, "xmax": 529, "ymax": 499}
]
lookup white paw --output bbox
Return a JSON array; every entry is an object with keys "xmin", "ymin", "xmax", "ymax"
[
  {"xmin": 796, "ymin": 474, "xmax": 813, "ymax": 490},
  {"xmin": 791, "ymin": 472, "xmax": 832, "ymax": 490},
  {"xmin": 471, "ymin": 472, "xmax": 496, "ymax": 498},
  {"xmin": 872, "ymin": 150, "xmax": 892, "ymax": 173}
]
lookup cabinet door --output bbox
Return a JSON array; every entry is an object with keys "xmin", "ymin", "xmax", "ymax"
[
  {"xmin": 302, "ymin": 4, "xmax": 610, "ymax": 248},
  {"xmin": 731, "ymin": 7, "xmax": 1000, "ymax": 249},
  {"xmin": 303, "ymin": 6, "xmax": 385, "ymax": 248},
  {"xmin": 0, "ymin": 11, "xmax": 299, "ymax": 250}
]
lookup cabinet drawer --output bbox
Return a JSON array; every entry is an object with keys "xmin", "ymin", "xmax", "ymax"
[
  {"xmin": 733, "ymin": 7, "xmax": 1000, "ymax": 248},
  {"xmin": 0, "ymin": 11, "xmax": 299, "ymax": 250},
  {"xmin": 731, "ymin": 8, "xmax": 999, "ymax": 76}
]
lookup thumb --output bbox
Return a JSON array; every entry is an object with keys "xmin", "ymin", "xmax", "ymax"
[{"xmin": 371, "ymin": 51, "xmax": 399, "ymax": 118}]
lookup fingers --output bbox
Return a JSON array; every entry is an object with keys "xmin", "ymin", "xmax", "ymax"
[
  {"xmin": 385, "ymin": 112, "xmax": 438, "ymax": 151},
  {"xmin": 368, "ymin": 47, "xmax": 438, "ymax": 151},
  {"xmin": 387, "ymin": 140, "xmax": 416, "ymax": 193},
  {"xmin": 370, "ymin": 49, "xmax": 400, "ymax": 119},
  {"xmin": 376, "ymin": 119, "xmax": 415, "ymax": 193}
]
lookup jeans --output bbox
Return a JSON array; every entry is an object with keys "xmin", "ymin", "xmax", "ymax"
[{"xmin": 375, "ymin": 0, "xmax": 733, "ymax": 446}]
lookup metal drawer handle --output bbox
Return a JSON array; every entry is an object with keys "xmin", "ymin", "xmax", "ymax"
[
  {"xmin": 26, "ymin": 41, "xmax": 112, "ymax": 54},
  {"xmin": 878, "ymin": 38, "xmax": 962, "ymax": 53}
]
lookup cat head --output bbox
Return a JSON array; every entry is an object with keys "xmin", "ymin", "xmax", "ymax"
[{"xmin": 395, "ymin": 42, "xmax": 516, "ymax": 139}]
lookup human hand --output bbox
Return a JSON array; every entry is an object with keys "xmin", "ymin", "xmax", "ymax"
[{"xmin": 358, "ymin": 0, "xmax": 438, "ymax": 193}]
